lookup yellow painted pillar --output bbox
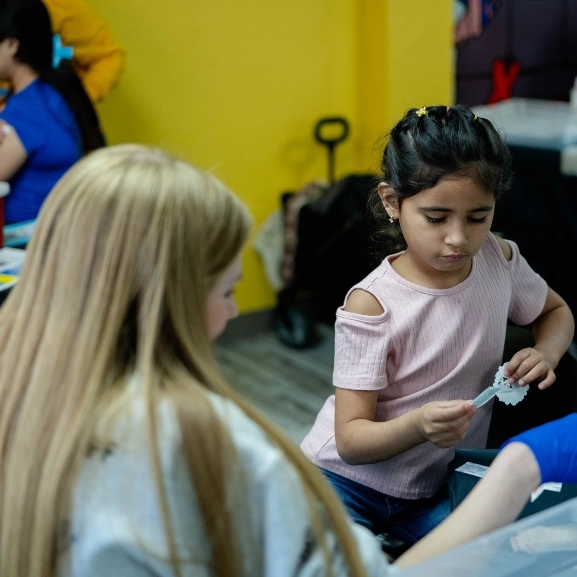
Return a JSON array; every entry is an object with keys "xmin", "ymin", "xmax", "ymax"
[{"xmin": 356, "ymin": 0, "xmax": 454, "ymax": 172}]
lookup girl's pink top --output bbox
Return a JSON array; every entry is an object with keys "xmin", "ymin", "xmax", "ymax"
[{"xmin": 301, "ymin": 234, "xmax": 548, "ymax": 499}]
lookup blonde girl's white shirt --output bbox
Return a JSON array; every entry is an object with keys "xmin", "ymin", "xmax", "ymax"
[{"xmin": 61, "ymin": 381, "xmax": 396, "ymax": 577}]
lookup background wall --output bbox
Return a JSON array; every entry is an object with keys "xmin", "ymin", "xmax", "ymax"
[
  {"xmin": 456, "ymin": 0, "xmax": 577, "ymax": 105},
  {"xmin": 91, "ymin": 0, "xmax": 453, "ymax": 313}
]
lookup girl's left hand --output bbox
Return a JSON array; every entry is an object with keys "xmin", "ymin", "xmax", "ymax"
[{"xmin": 504, "ymin": 348, "xmax": 555, "ymax": 390}]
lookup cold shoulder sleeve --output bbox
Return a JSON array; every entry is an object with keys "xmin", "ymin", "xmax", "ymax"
[{"xmin": 333, "ymin": 305, "xmax": 390, "ymax": 390}]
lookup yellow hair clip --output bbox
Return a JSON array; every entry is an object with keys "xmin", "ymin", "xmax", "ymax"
[
  {"xmin": 416, "ymin": 107, "xmax": 428, "ymax": 117},
  {"xmin": 473, "ymin": 114, "xmax": 478, "ymax": 121}
]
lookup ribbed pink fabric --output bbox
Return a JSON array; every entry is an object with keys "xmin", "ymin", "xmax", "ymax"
[{"xmin": 301, "ymin": 234, "xmax": 548, "ymax": 499}]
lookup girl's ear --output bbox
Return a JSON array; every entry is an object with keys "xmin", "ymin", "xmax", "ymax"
[
  {"xmin": 5, "ymin": 37, "xmax": 19, "ymax": 57},
  {"xmin": 377, "ymin": 182, "xmax": 399, "ymax": 218}
]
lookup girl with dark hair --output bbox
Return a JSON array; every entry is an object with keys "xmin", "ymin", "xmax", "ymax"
[
  {"xmin": 301, "ymin": 105, "xmax": 574, "ymax": 544},
  {"xmin": 0, "ymin": 0, "xmax": 103, "ymax": 224}
]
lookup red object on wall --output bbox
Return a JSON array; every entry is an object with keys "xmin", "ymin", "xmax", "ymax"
[{"xmin": 487, "ymin": 58, "xmax": 521, "ymax": 104}]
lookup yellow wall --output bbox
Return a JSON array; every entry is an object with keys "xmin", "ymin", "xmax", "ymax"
[
  {"xmin": 357, "ymin": 0, "xmax": 454, "ymax": 170},
  {"xmin": 91, "ymin": 0, "xmax": 453, "ymax": 313}
]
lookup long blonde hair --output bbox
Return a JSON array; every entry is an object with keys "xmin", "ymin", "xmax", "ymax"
[{"xmin": 0, "ymin": 145, "xmax": 367, "ymax": 577}]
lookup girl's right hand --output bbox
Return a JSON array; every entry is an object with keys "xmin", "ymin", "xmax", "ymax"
[{"xmin": 416, "ymin": 401, "xmax": 476, "ymax": 448}]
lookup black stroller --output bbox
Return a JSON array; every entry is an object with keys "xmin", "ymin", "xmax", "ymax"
[{"xmin": 274, "ymin": 117, "xmax": 379, "ymax": 348}]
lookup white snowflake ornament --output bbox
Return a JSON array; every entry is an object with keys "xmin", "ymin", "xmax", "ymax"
[
  {"xmin": 492, "ymin": 363, "xmax": 528, "ymax": 406},
  {"xmin": 471, "ymin": 363, "xmax": 529, "ymax": 408}
]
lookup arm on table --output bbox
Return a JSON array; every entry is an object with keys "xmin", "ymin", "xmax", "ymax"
[
  {"xmin": 395, "ymin": 442, "xmax": 540, "ymax": 568},
  {"xmin": 397, "ymin": 412, "xmax": 577, "ymax": 568}
]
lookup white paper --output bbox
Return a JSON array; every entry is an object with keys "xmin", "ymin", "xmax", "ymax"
[
  {"xmin": 455, "ymin": 462, "xmax": 489, "ymax": 479},
  {"xmin": 456, "ymin": 462, "xmax": 562, "ymax": 503}
]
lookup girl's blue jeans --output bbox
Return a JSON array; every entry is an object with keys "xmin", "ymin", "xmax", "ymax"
[{"xmin": 321, "ymin": 468, "xmax": 451, "ymax": 545}]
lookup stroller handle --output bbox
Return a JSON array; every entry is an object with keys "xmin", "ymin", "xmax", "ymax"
[
  {"xmin": 314, "ymin": 117, "xmax": 349, "ymax": 148},
  {"xmin": 314, "ymin": 117, "xmax": 350, "ymax": 184}
]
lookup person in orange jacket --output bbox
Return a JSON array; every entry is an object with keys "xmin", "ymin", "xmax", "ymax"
[{"xmin": 43, "ymin": 0, "xmax": 125, "ymax": 103}]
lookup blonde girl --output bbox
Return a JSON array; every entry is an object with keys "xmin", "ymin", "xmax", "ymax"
[
  {"xmin": 0, "ymin": 144, "xmax": 382, "ymax": 577},
  {"xmin": 0, "ymin": 144, "xmax": 546, "ymax": 576}
]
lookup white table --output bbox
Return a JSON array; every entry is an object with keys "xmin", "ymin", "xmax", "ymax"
[{"xmin": 472, "ymin": 98, "xmax": 577, "ymax": 175}]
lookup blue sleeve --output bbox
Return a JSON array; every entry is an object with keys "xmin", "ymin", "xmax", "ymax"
[
  {"xmin": 1, "ymin": 110, "xmax": 48, "ymax": 156},
  {"xmin": 0, "ymin": 89, "xmax": 49, "ymax": 156},
  {"xmin": 501, "ymin": 414, "xmax": 577, "ymax": 483}
]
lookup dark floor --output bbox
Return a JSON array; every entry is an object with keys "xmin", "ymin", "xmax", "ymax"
[{"xmin": 215, "ymin": 323, "xmax": 335, "ymax": 444}]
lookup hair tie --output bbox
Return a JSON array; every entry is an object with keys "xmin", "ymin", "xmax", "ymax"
[
  {"xmin": 416, "ymin": 107, "xmax": 428, "ymax": 117},
  {"xmin": 52, "ymin": 34, "xmax": 73, "ymax": 69}
]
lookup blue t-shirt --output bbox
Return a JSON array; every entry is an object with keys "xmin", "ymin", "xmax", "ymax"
[{"xmin": 1, "ymin": 79, "xmax": 81, "ymax": 223}]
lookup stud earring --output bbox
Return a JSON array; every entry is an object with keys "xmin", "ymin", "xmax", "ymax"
[{"xmin": 388, "ymin": 215, "xmax": 395, "ymax": 224}]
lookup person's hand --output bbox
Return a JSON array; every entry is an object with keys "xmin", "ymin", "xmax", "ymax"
[
  {"xmin": 504, "ymin": 347, "xmax": 555, "ymax": 390},
  {"xmin": 501, "ymin": 414, "xmax": 577, "ymax": 483},
  {"xmin": 416, "ymin": 401, "xmax": 476, "ymax": 448}
]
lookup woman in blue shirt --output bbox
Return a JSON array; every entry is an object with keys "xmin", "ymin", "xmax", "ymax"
[{"xmin": 0, "ymin": 0, "xmax": 103, "ymax": 224}]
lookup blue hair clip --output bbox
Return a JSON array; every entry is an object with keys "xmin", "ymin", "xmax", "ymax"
[{"xmin": 52, "ymin": 34, "xmax": 73, "ymax": 69}]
